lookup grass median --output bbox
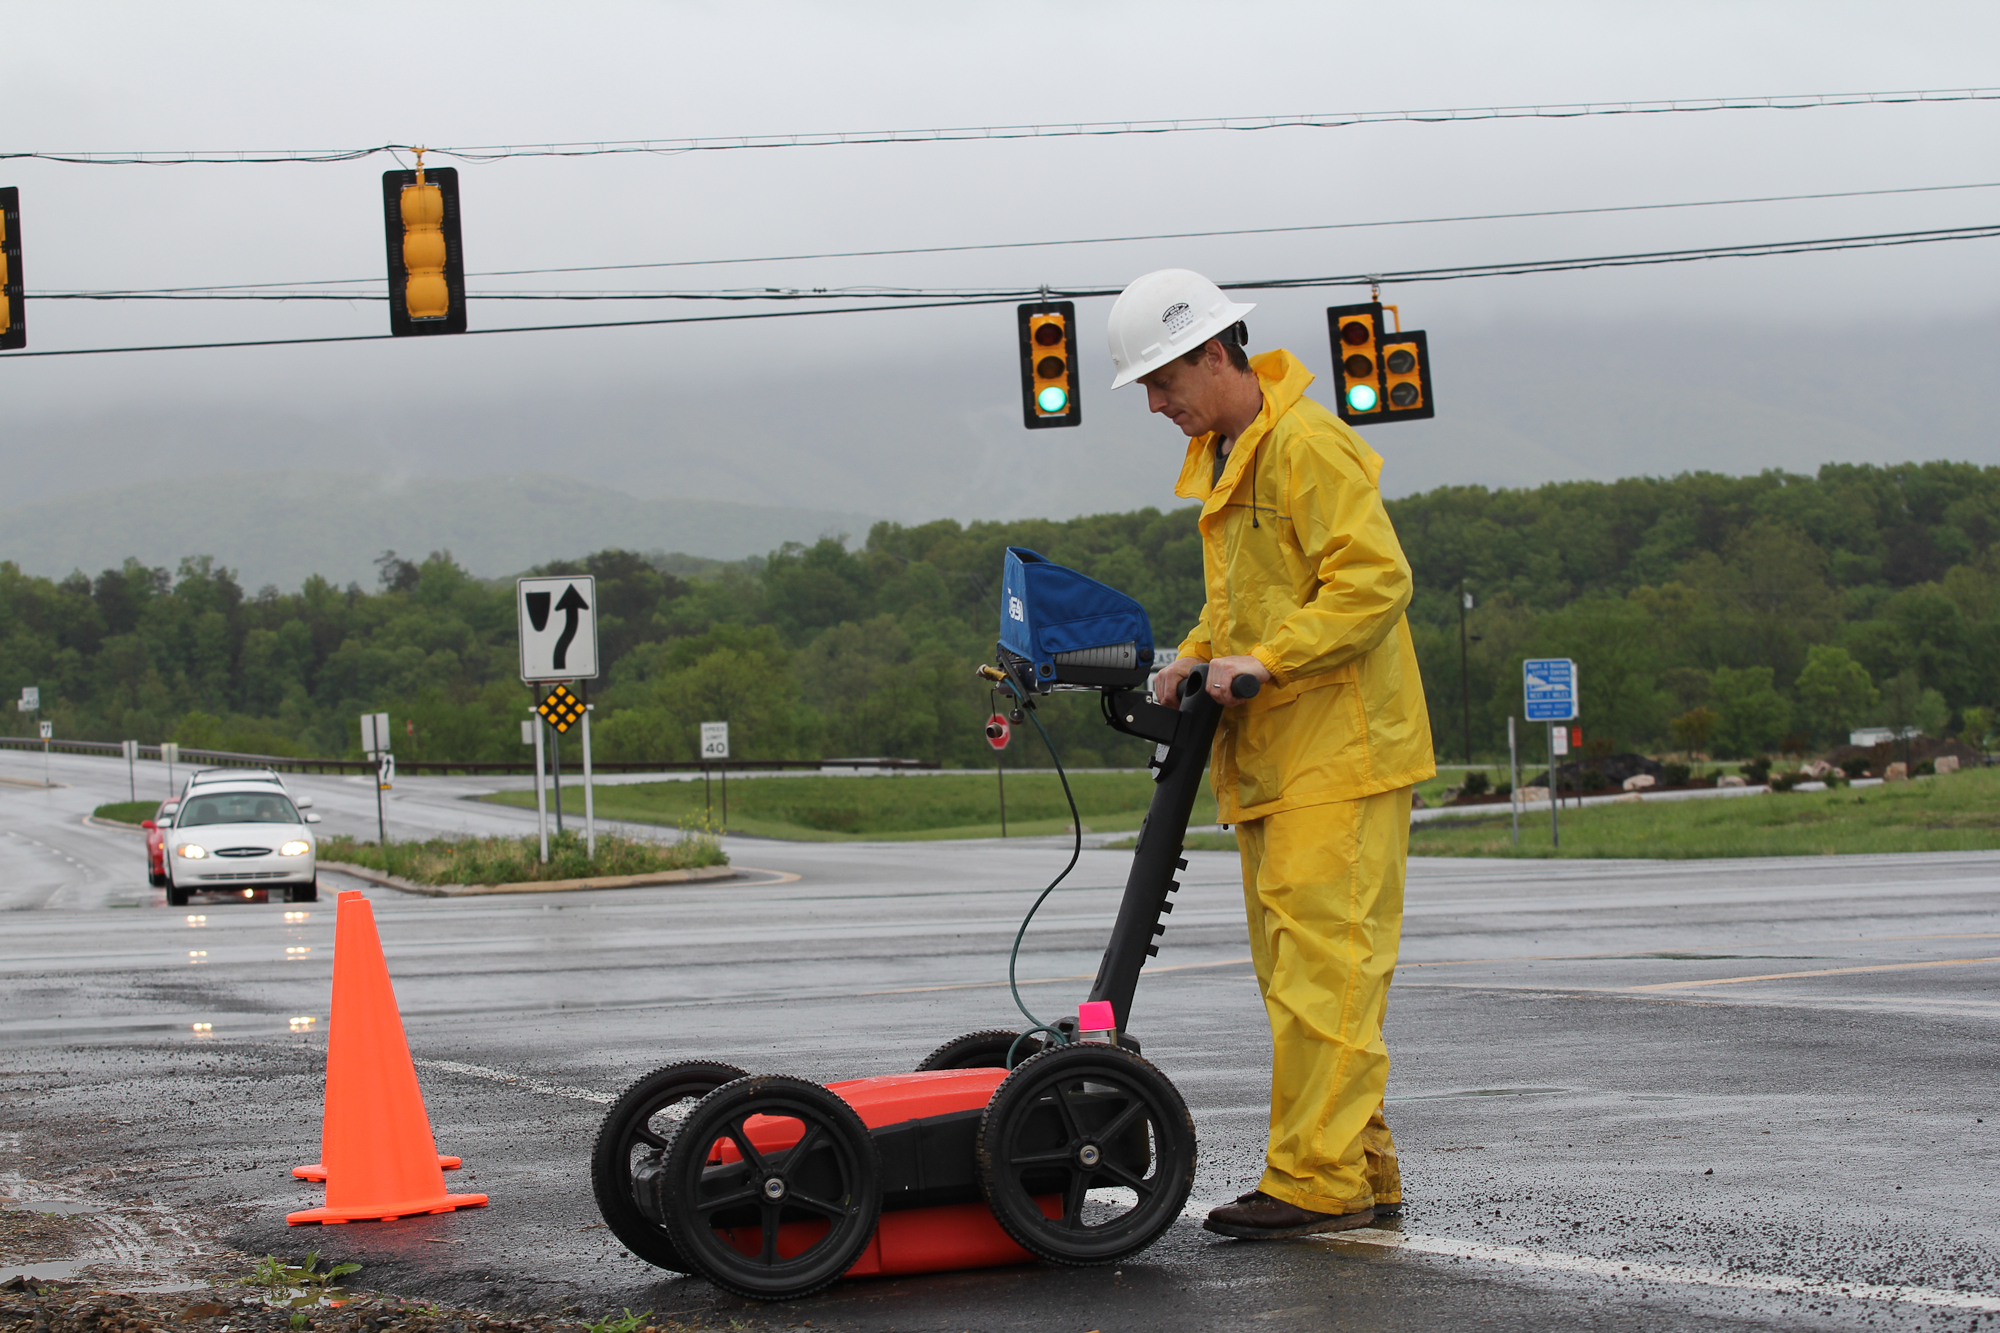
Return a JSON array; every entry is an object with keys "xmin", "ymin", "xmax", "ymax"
[
  {"xmin": 479, "ymin": 770, "xmax": 1219, "ymax": 841},
  {"xmin": 93, "ymin": 800, "xmax": 159, "ymax": 823},
  {"xmin": 1411, "ymin": 767, "xmax": 2000, "ymax": 858},
  {"xmin": 318, "ymin": 828, "xmax": 725, "ymax": 886}
]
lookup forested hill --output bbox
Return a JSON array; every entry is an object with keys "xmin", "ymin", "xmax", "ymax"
[{"xmin": 3, "ymin": 461, "xmax": 1996, "ymax": 769}]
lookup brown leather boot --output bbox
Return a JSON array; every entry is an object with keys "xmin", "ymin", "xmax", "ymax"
[{"xmin": 1203, "ymin": 1191, "xmax": 1376, "ymax": 1240}]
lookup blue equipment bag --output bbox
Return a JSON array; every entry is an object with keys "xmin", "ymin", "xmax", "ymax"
[{"xmin": 998, "ymin": 547, "xmax": 1154, "ymax": 692}]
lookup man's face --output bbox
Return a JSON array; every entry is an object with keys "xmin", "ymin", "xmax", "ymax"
[{"xmin": 1138, "ymin": 343, "xmax": 1233, "ymax": 438}]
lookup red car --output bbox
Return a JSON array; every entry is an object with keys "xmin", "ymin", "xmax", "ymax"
[{"xmin": 143, "ymin": 798, "xmax": 180, "ymax": 888}]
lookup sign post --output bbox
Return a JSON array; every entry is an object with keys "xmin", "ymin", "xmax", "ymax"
[
  {"xmin": 518, "ymin": 577, "xmax": 599, "ymax": 857},
  {"xmin": 38, "ymin": 719, "xmax": 51, "ymax": 785},
  {"xmin": 530, "ymin": 712, "xmax": 549, "ymax": 863},
  {"xmin": 985, "ymin": 712, "xmax": 1012, "ymax": 837},
  {"xmin": 1523, "ymin": 658, "xmax": 1578, "ymax": 849},
  {"xmin": 359, "ymin": 711, "xmax": 391, "ymax": 849},
  {"xmin": 161, "ymin": 741, "xmax": 179, "ymax": 797},
  {"xmin": 122, "ymin": 739, "xmax": 139, "ymax": 801},
  {"xmin": 701, "ymin": 722, "xmax": 730, "ymax": 828},
  {"xmin": 581, "ymin": 705, "xmax": 596, "ymax": 859},
  {"xmin": 1506, "ymin": 717, "xmax": 1519, "ymax": 847}
]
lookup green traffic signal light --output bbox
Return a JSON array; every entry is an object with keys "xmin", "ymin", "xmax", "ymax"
[
  {"xmin": 1346, "ymin": 384, "xmax": 1379, "ymax": 413},
  {"xmin": 1037, "ymin": 385, "xmax": 1070, "ymax": 413}
]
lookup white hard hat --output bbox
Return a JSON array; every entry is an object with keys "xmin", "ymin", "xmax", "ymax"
[{"xmin": 1106, "ymin": 268, "xmax": 1256, "ymax": 390}]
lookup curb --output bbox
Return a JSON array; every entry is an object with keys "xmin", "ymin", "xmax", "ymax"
[
  {"xmin": 82, "ymin": 814, "xmax": 146, "ymax": 831},
  {"xmin": 318, "ymin": 860, "xmax": 739, "ymax": 897}
]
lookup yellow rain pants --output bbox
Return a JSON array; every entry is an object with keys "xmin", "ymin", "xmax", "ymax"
[{"xmin": 1235, "ymin": 786, "xmax": 1412, "ymax": 1215}]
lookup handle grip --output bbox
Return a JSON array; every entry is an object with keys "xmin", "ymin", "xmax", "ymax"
[{"xmin": 1181, "ymin": 664, "xmax": 1262, "ymax": 702}]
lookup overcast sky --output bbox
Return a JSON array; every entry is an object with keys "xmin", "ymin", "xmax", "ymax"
[{"xmin": 4, "ymin": 1, "xmax": 1999, "ymax": 570}]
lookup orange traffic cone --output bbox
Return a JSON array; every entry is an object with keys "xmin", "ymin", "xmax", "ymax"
[
  {"xmin": 288, "ymin": 892, "xmax": 487, "ymax": 1225},
  {"xmin": 294, "ymin": 892, "xmax": 463, "ymax": 1182}
]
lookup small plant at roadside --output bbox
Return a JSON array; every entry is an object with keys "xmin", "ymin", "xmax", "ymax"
[
  {"xmin": 1581, "ymin": 769, "xmax": 1609, "ymax": 793},
  {"xmin": 582, "ymin": 1311, "xmax": 652, "ymax": 1333},
  {"xmin": 239, "ymin": 1252, "xmax": 360, "ymax": 1310},
  {"xmin": 1458, "ymin": 771, "xmax": 1491, "ymax": 798},
  {"xmin": 1841, "ymin": 755, "xmax": 1873, "ymax": 779},
  {"xmin": 1660, "ymin": 763, "xmax": 1691, "ymax": 787},
  {"xmin": 1740, "ymin": 757, "xmax": 1773, "ymax": 785}
]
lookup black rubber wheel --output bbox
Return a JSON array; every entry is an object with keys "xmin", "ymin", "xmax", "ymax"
[
  {"xmin": 289, "ymin": 882, "xmax": 319, "ymax": 903},
  {"xmin": 590, "ymin": 1060, "xmax": 749, "ymax": 1272},
  {"xmin": 165, "ymin": 884, "xmax": 189, "ymax": 907},
  {"xmin": 661, "ymin": 1075, "xmax": 880, "ymax": 1301},
  {"xmin": 976, "ymin": 1042, "xmax": 1196, "ymax": 1266},
  {"xmin": 148, "ymin": 870, "xmax": 168, "ymax": 888},
  {"xmin": 915, "ymin": 1028, "xmax": 1048, "ymax": 1071}
]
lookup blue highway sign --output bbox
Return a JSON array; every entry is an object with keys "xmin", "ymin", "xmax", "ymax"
[{"xmin": 1524, "ymin": 657, "xmax": 1578, "ymax": 721}]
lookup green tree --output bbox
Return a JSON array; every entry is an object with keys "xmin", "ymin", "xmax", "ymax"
[
  {"xmin": 1792, "ymin": 645, "xmax": 1878, "ymax": 744},
  {"xmin": 1875, "ymin": 669, "xmax": 1951, "ymax": 741},
  {"xmin": 1668, "ymin": 707, "xmax": 1718, "ymax": 755},
  {"xmin": 1709, "ymin": 666, "xmax": 1790, "ymax": 757}
]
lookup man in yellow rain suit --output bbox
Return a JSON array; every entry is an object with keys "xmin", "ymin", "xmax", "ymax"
[{"xmin": 1107, "ymin": 269, "xmax": 1435, "ymax": 1239}]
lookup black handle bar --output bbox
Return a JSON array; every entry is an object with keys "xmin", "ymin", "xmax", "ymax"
[{"xmin": 1181, "ymin": 663, "xmax": 1261, "ymax": 702}]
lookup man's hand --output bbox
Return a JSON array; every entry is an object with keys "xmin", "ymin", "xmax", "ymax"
[
  {"xmin": 1203, "ymin": 655, "xmax": 1272, "ymax": 705},
  {"xmin": 1152, "ymin": 655, "xmax": 1200, "ymax": 707},
  {"xmin": 1153, "ymin": 654, "xmax": 1271, "ymax": 706}
]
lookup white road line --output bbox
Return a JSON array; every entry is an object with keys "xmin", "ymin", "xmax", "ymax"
[
  {"xmin": 414, "ymin": 1058, "xmax": 615, "ymax": 1104},
  {"xmin": 1318, "ymin": 1228, "xmax": 2000, "ymax": 1313}
]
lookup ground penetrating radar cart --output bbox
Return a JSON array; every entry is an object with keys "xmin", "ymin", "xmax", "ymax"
[{"xmin": 591, "ymin": 548, "xmax": 1255, "ymax": 1298}]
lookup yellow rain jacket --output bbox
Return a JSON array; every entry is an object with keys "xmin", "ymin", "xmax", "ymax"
[{"xmin": 1174, "ymin": 348, "xmax": 1435, "ymax": 821}]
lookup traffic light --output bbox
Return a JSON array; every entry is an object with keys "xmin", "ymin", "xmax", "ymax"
[
  {"xmin": 381, "ymin": 162, "xmax": 467, "ymax": 336},
  {"xmin": 1018, "ymin": 301, "xmax": 1081, "ymax": 429},
  {"xmin": 1377, "ymin": 329, "xmax": 1435, "ymax": 421},
  {"xmin": 1327, "ymin": 302, "xmax": 1386, "ymax": 423},
  {"xmin": 1327, "ymin": 301, "xmax": 1434, "ymax": 424},
  {"xmin": 0, "ymin": 187, "xmax": 22, "ymax": 351}
]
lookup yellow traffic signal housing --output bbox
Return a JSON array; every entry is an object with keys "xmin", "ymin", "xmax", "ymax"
[
  {"xmin": 0, "ymin": 187, "xmax": 23, "ymax": 351},
  {"xmin": 1328, "ymin": 302, "xmax": 1435, "ymax": 425},
  {"xmin": 1377, "ymin": 329, "xmax": 1435, "ymax": 421},
  {"xmin": 381, "ymin": 164, "xmax": 467, "ymax": 336},
  {"xmin": 1327, "ymin": 302, "xmax": 1386, "ymax": 424},
  {"xmin": 1018, "ymin": 301, "xmax": 1081, "ymax": 429}
]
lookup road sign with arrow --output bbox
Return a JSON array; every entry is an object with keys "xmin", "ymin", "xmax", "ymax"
[{"xmin": 517, "ymin": 576, "xmax": 599, "ymax": 682}]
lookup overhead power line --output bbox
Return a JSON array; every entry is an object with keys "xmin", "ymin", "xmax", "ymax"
[
  {"xmin": 5, "ymin": 86, "xmax": 1997, "ymax": 165},
  {"xmin": 5, "ymin": 222, "xmax": 1996, "ymax": 359},
  {"xmin": 28, "ymin": 222, "xmax": 2000, "ymax": 305},
  {"xmin": 33, "ymin": 179, "xmax": 2000, "ymax": 301}
]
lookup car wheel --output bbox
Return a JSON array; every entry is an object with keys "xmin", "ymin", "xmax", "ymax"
[
  {"xmin": 148, "ymin": 871, "xmax": 169, "ymax": 888},
  {"xmin": 289, "ymin": 882, "xmax": 319, "ymax": 904},
  {"xmin": 166, "ymin": 884, "xmax": 189, "ymax": 908}
]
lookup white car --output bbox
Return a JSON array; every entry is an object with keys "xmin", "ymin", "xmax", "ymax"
[{"xmin": 163, "ymin": 780, "xmax": 322, "ymax": 907}]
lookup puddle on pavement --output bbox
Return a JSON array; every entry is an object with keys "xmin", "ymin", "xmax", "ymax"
[{"xmin": 14, "ymin": 1201, "xmax": 100, "ymax": 1215}]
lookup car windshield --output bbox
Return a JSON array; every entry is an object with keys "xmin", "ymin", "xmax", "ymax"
[{"xmin": 177, "ymin": 792, "xmax": 300, "ymax": 826}]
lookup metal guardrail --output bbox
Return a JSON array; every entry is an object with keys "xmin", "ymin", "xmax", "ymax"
[{"xmin": 0, "ymin": 734, "xmax": 938, "ymax": 777}]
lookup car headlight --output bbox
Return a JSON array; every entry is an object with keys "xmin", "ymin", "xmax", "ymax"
[
  {"xmin": 176, "ymin": 844, "xmax": 208, "ymax": 859},
  {"xmin": 280, "ymin": 840, "xmax": 311, "ymax": 857}
]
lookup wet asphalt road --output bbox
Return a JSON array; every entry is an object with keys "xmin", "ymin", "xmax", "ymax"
[{"xmin": 3, "ymin": 748, "xmax": 1998, "ymax": 1331}]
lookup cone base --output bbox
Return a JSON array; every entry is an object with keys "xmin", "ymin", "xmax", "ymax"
[
  {"xmin": 287, "ymin": 1192, "xmax": 487, "ymax": 1225},
  {"xmin": 293, "ymin": 1155, "xmax": 461, "ymax": 1182}
]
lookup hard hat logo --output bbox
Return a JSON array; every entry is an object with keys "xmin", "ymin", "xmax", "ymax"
[{"xmin": 1106, "ymin": 269, "xmax": 1256, "ymax": 390}]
